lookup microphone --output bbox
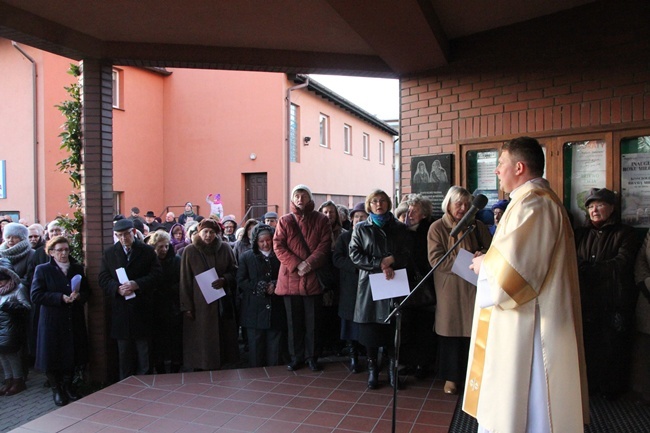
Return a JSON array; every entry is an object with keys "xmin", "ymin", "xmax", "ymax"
[{"xmin": 449, "ymin": 194, "xmax": 488, "ymax": 237}]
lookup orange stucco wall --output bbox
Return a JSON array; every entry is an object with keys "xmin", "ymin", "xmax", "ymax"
[{"xmin": 1, "ymin": 40, "xmax": 396, "ymax": 225}]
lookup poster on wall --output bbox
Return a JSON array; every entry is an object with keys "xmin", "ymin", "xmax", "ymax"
[
  {"xmin": 0, "ymin": 160, "xmax": 6, "ymax": 199},
  {"xmin": 568, "ymin": 140, "xmax": 607, "ymax": 225},
  {"xmin": 411, "ymin": 154, "xmax": 453, "ymax": 220},
  {"xmin": 621, "ymin": 150, "xmax": 650, "ymax": 227}
]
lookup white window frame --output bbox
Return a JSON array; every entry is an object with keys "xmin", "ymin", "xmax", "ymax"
[
  {"xmin": 343, "ymin": 124, "xmax": 351, "ymax": 154},
  {"xmin": 319, "ymin": 114, "xmax": 329, "ymax": 148},
  {"xmin": 112, "ymin": 68, "xmax": 123, "ymax": 109},
  {"xmin": 363, "ymin": 133, "xmax": 369, "ymax": 160},
  {"xmin": 379, "ymin": 140, "xmax": 385, "ymax": 164}
]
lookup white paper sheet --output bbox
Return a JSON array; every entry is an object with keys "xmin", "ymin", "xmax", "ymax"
[
  {"xmin": 71, "ymin": 274, "xmax": 82, "ymax": 293},
  {"xmin": 116, "ymin": 267, "xmax": 136, "ymax": 299},
  {"xmin": 195, "ymin": 267, "xmax": 226, "ymax": 304},
  {"xmin": 369, "ymin": 268, "xmax": 410, "ymax": 301},
  {"xmin": 451, "ymin": 248, "xmax": 478, "ymax": 286}
]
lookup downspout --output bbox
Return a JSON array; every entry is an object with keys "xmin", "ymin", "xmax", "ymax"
[
  {"xmin": 12, "ymin": 42, "xmax": 39, "ymax": 223},
  {"xmin": 285, "ymin": 77, "xmax": 309, "ymax": 213}
]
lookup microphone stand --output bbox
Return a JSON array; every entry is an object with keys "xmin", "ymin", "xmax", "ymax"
[{"xmin": 384, "ymin": 224, "xmax": 477, "ymax": 433}]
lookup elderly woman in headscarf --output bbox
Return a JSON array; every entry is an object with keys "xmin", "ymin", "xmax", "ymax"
[
  {"xmin": 575, "ymin": 188, "xmax": 640, "ymax": 399},
  {"xmin": 350, "ymin": 189, "xmax": 413, "ymax": 390},
  {"xmin": 0, "ymin": 223, "xmax": 35, "ymax": 282},
  {"xmin": 427, "ymin": 186, "xmax": 492, "ymax": 395},
  {"xmin": 180, "ymin": 218, "xmax": 239, "ymax": 370},
  {"xmin": 31, "ymin": 236, "xmax": 89, "ymax": 406},
  {"xmin": 237, "ymin": 224, "xmax": 286, "ymax": 367}
]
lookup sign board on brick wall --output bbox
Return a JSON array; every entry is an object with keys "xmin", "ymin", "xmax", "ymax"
[{"xmin": 410, "ymin": 154, "xmax": 453, "ymax": 220}]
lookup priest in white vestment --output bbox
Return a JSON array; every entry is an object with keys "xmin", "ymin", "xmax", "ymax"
[{"xmin": 463, "ymin": 137, "xmax": 589, "ymax": 433}]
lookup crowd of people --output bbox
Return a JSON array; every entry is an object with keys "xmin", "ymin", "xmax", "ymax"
[{"xmin": 1, "ymin": 137, "xmax": 649, "ymax": 430}]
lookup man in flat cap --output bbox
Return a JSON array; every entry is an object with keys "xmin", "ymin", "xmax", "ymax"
[{"xmin": 99, "ymin": 219, "xmax": 162, "ymax": 380}]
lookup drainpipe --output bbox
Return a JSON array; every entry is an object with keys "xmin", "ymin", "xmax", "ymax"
[
  {"xmin": 285, "ymin": 76, "xmax": 309, "ymax": 213},
  {"xmin": 12, "ymin": 42, "xmax": 39, "ymax": 223}
]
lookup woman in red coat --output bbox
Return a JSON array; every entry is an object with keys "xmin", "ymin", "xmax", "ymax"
[{"xmin": 273, "ymin": 184, "xmax": 331, "ymax": 372}]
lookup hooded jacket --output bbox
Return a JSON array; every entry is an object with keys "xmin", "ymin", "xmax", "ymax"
[{"xmin": 0, "ymin": 261, "xmax": 31, "ymax": 353}]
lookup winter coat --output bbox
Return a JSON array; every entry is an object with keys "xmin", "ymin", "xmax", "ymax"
[
  {"xmin": 349, "ymin": 213, "xmax": 413, "ymax": 324},
  {"xmin": 332, "ymin": 229, "xmax": 358, "ymax": 321},
  {"xmin": 31, "ymin": 259, "xmax": 89, "ymax": 371},
  {"xmin": 634, "ymin": 230, "xmax": 650, "ymax": 335},
  {"xmin": 0, "ymin": 265, "xmax": 30, "ymax": 354},
  {"xmin": 0, "ymin": 239, "xmax": 35, "ymax": 282},
  {"xmin": 98, "ymin": 240, "xmax": 163, "ymax": 340},
  {"xmin": 427, "ymin": 213, "xmax": 492, "ymax": 337},
  {"xmin": 402, "ymin": 217, "xmax": 437, "ymax": 312},
  {"xmin": 575, "ymin": 220, "xmax": 640, "ymax": 332},
  {"xmin": 179, "ymin": 235, "xmax": 239, "ymax": 370},
  {"xmin": 237, "ymin": 225, "xmax": 286, "ymax": 330},
  {"xmin": 273, "ymin": 201, "xmax": 332, "ymax": 296}
]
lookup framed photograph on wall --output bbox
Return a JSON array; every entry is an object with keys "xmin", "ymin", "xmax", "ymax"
[{"xmin": 410, "ymin": 154, "xmax": 453, "ymax": 219}]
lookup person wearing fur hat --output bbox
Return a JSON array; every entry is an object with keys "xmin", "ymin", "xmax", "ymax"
[
  {"xmin": 236, "ymin": 224, "xmax": 286, "ymax": 367},
  {"xmin": 274, "ymin": 184, "xmax": 332, "ymax": 372},
  {"xmin": 31, "ymin": 236, "xmax": 89, "ymax": 406},
  {"xmin": 0, "ymin": 223, "xmax": 35, "ymax": 282},
  {"xmin": 575, "ymin": 188, "xmax": 640, "ymax": 399},
  {"xmin": 0, "ymin": 258, "xmax": 31, "ymax": 396},
  {"xmin": 179, "ymin": 218, "xmax": 239, "ymax": 370}
]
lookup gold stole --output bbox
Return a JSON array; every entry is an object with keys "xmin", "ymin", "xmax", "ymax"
[{"xmin": 463, "ymin": 247, "xmax": 538, "ymax": 416}]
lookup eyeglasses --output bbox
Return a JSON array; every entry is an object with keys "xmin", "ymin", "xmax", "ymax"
[
  {"xmin": 370, "ymin": 199, "xmax": 387, "ymax": 205},
  {"xmin": 53, "ymin": 248, "xmax": 69, "ymax": 253}
]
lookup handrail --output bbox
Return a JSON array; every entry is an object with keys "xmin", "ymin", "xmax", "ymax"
[{"xmin": 240, "ymin": 204, "xmax": 279, "ymax": 226}]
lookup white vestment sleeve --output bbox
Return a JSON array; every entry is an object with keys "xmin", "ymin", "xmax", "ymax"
[{"xmin": 477, "ymin": 263, "xmax": 495, "ymax": 308}]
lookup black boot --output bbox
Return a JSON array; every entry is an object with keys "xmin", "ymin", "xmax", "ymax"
[
  {"xmin": 388, "ymin": 358, "xmax": 404, "ymax": 390},
  {"xmin": 62, "ymin": 375, "xmax": 81, "ymax": 402},
  {"xmin": 52, "ymin": 385, "xmax": 68, "ymax": 406},
  {"xmin": 367, "ymin": 358, "xmax": 379, "ymax": 389},
  {"xmin": 348, "ymin": 343, "xmax": 361, "ymax": 374}
]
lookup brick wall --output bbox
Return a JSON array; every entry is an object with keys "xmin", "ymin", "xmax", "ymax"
[{"xmin": 399, "ymin": 1, "xmax": 650, "ymax": 194}]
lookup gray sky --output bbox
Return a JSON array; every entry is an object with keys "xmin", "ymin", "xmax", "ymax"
[{"xmin": 309, "ymin": 74, "xmax": 399, "ymax": 121}]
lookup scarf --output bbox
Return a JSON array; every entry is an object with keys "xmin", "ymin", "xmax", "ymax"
[
  {"xmin": 368, "ymin": 211, "xmax": 392, "ymax": 228},
  {"xmin": 55, "ymin": 259, "xmax": 71, "ymax": 275},
  {"xmin": 0, "ymin": 239, "xmax": 32, "ymax": 262},
  {"xmin": 0, "ymin": 277, "xmax": 17, "ymax": 296}
]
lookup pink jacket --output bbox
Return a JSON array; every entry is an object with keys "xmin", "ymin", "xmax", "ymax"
[{"xmin": 273, "ymin": 201, "xmax": 332, "ymax": 296}]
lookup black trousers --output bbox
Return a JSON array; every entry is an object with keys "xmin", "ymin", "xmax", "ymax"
[
  {"xmin": 117, "ymin": 339, "xmax": 149, "ymax": 380},
  {"xmin": 283, "ymin": 294, "xmax": 322, "ymax": 362},
  {"xmin": 246, "ymin": 327, "xmax": 284, "ymax": 367},
  {"xmin": 436, "ymin": 335, "xmax": 470, "ymax": 383}
]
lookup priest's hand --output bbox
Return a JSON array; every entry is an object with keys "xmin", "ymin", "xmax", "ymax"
[{"xmin": 470, "ymin": 254, "xmax": 484, "ymax": 275}]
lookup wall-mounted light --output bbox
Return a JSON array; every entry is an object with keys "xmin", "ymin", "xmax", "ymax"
[
  {"xmin": 249, "ymin": 153, "xmax": 257, "ymax": 160},
  {"xmin": 303, "ymin": 136, "xmax": 311, "ymax": 145}
]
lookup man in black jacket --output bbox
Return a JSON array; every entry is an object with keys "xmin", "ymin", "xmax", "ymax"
[{"xmin": 99, "ymin": 219, "xmax": 162, "ymax": 380}]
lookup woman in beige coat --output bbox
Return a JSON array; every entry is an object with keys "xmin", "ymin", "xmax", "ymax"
[{"xmin": 427, "ymin": 186, "xmax": 491, "ymax": 395}]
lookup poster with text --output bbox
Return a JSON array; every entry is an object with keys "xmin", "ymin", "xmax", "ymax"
[
  {"xmin": 569, "ymin": 140, "xmax": 607, "ymax": 225},
  {"xmin": 621, "ymin": 152, "xmax": 650, "ymax": 227},
  {"xmin": 411, "ymin": 154, "xmax": 453, "ymax": 220}
]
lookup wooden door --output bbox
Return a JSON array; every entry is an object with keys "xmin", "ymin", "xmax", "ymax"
[{"xmin": 245, "ymin": 173, "xmax": 267, "ymax": 220}]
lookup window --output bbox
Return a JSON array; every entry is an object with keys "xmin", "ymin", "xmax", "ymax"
[
  {"xmin": 343, "ymin": 124, "xmax": 351, "ymax": 154},
  {"xmin": 363, "ymin": 133, "xmax": 369, "ymax": 159},
  {"xmin": 112, "ymin": 68, "xmax": 123, "ymax": 109},
  {"xmin": 290, "ymin": 104, "xmax": 300, "ymax": 162},
  {"xmin": 319, "ymin": 114, "xmax": 329, "ymax": 147},
  {"xmin": 379, "ymin": 140, "xmax": 385, "ymax": 164}
]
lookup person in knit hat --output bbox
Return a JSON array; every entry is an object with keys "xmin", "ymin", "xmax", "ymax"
[
  {"xmin": 0, "ymin": 223, "xmax": 35, "ymax": 280},
  {"xmin": 0, "ymin": 258, "xmax": 31, "ymax": 396},
  {"xmin": 274, "ymin": 184, "xmax": 332, "ymax": 372}
]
